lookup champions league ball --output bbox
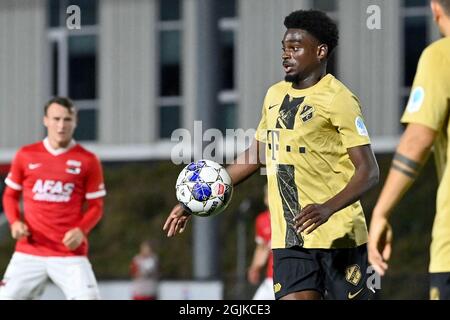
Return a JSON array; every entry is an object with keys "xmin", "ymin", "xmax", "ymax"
[{"xmin": 176, "ymin": 159, "xmax": 233, "ymax": 217}]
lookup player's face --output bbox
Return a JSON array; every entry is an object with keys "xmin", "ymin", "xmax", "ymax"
[
  {"xmin": 282, "ymin": 29, "xmax": 322, "ymax": 84},
  {"xmin": 44, "ymin": 103, "xmax": 77, "ymax": 148}
]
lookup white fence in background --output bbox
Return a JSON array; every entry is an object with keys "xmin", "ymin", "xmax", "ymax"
[{"xmin": 41, "ymin": 280, "xmax": 223, "ymax": 300}]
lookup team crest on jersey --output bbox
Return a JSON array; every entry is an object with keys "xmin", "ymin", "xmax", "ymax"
[
  {"xmin": 299, "ymin": 105, "xmax": 314, "ymax": 123},
  {"xmin": 66, "ymin": 159, "xmax": 82, "ymax": 175},
  {"xmin": 67, "ymin": 160, "xmax": 81, "ymax": 167}
]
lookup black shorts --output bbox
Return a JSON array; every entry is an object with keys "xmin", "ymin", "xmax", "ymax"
[
  {"xmin": 273, "ymin": 244, "xmax": 374, "ymax": 300},
  {"xmin": 430, "ymin": 273, "xmax": 450, "ymax": 299}
]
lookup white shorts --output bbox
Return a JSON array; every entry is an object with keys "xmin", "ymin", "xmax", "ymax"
[
  {"xmin": 252, "ymin": 277, "xmax": 275, "ymax": 300},
  {"xmin": 0, "ymin": 252, "xmax": 100, "ymax": 300}
]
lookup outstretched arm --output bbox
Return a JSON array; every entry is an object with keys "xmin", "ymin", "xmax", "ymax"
[
  {"xmin": 226, "ymin": 139, "xmax": 265, "ymax": 186},
  {"xmin": 369, "ymin": 123, "xmax": 435, "ymax": 275},
  {"xmin": 163, "ymin": 139, "xmax": 265, "ymax": 237},
  {"xmin": 295, "ymin": 144, "xmax": 379, "ymax": 234}
]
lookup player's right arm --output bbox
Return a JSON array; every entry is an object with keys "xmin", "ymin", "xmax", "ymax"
[
  {"xmin": 163, "ymin": 139, "xmax": 265, "ymax": 237},
  {"xmin": 226, "ymin": 139, "xmax": 265, "ymax": 186},
  {"xmin": 164, "ymin": 89, "xmax": 269, "ymax": 237},
  {"xmin": 2, "ymin": 149, "xmax": 30, "ymax": 240},
  {"xmin": 369, "ymin": 123, "xmax": 435, "ymax": 276},
  {"xmin": 3, "ymin": 187, "xmax": 30, "ymax": 239}
]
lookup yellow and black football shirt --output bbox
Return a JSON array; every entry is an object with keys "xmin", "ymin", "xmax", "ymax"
[
  {"xmin": 401, "ymin": 37, "xmax": 450, "ymax": 273},
  {"xmin": 255, "ymin": 74, "xmax": 371, "ymax": 249}
]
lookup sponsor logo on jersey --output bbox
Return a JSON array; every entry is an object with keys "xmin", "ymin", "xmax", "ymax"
[
  {"xmin": 66, "ymin": 160, "xmax": 81, "ymax": 167},
  {"xmin": 66, "ymin": 159, "xmax": 82, "ymax": 174},
  {"xmin": 299, "ymin": 105, "xmax": 314, "ymax": 123},
  {"xmin": 355, "ymin": 116, "xmax": 369, "ymax": 136},
  {"xmin": 32, "ymin": 179, "xmax": 75, "ymax": 202},
  {"xmin": 406, "ymin": 86, "xmax": 424, "ymax": 113},
  {"xmin": 345, "ymin": 264, "xmax": 362, "ymax": 286}
]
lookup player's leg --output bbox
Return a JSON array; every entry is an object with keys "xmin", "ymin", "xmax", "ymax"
[
  {"xmin": 273, "ymin": 246, "xmax": 324, "ymax": 300},
  {"xmin": 430, "ymin": 273, "xmax": 450, "ymax": 300},
  {"xmin": 281, "ymin": 290, "xmax": 321, "ymax": 300},
  {"xmin": 252, "ymin": 277, "xmax": 275, "ymax": 300},
  {"xmin": 322, "ymin": 244, "xmax": 374, "ymax": 300},
  {"xmin": 0, "ymin": 252, "xmax": 48, "ymax": 300},
  {"xmin": 47, "ymin": 256, "xmax": 100, "ymax": 300}
]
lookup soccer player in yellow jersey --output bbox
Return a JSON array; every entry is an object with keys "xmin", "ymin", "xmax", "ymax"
[
  {"xmin": 164, "ymin": 10, "xmax": 379, "ymax": 300},
  {"xmin": 369, "ymin": 0, "xmax": 450, "ymax": 300}
]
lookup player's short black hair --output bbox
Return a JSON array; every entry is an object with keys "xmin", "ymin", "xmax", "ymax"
[
  {"xmin": 44, "ymin": 96, "xmax": 76, "ymax": 115},
  {"xmin": 284, "ymin": 9, "xmax": 339, "ymax": 56},
  {"xmin": 436, "ymin": 0, "xmax": 450, "ymax": 15}
]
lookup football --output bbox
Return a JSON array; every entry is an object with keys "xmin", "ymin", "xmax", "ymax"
[{"xmin": 175, "ymin": 159, "xmax": 233, "ymax": 217}]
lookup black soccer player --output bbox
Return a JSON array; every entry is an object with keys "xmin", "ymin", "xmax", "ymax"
[{"xmin": 164, "ymin": 10, "xmax": 379, "ymax": 300}]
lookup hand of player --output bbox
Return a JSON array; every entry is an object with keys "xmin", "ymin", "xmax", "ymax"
[
  {"xmin": 368, "ymin": 216, "xmax": 393, "ymax": 276},
  {"xmin": 63, "ymin": 227, "xmax": 85, "ymax": 250},
  {"xmin": 247, "ymin": 265, "xmax": 261, "ymax": 285},
  {"xmin": 294, "ymin": 203, "xmax": 333, "ymax": 235},
  {"xmin": 163, "ymin": 203, "xmax": 191, "ymax": 237},
  {"xmin": 10, "ymin": 221, "xmax": 30, "ymax": 240}
]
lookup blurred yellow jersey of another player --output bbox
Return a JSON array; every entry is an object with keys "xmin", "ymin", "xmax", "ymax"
[
  {"xmin": 255, "ymin": 74, "xmax": 371, "ymax": 249},
  {"xmin": 401, "ymin": 37, "xmax": 450, "ymax": 273}
]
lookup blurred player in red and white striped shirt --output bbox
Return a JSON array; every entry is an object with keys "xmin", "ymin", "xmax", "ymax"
[
  {"xmin": 0, "ymin": 97, "xmax": 106, "ymax": 300},
  {"xmin": 130, "ymin": 240, "xmax": 159, "ymax": 300},
  {"xmin": 247, "ymin": 185, "xmax": 274, "ymax": 300}
]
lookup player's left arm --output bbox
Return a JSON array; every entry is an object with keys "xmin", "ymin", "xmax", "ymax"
[
  {"xmin": 63, "ymin": 198, "xmax": 104, "ymax": 250},
  {"xmin": 295, "ymin": 144, "xmax": 379, "ymax": 234},
  {"xmin": 81, "ymin": 154, "xmax": 106, "ymax": 233},
  {"xmin": 79, "ymin": 197, "xmax": 104, "ymax": 234},
  {"xmin": 63, "ymin": 155, "xmax": 105, "ymax": 250},
  {"xmin": 3, "ymin": 187, "xmax": 30, "ymax": 239}
]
